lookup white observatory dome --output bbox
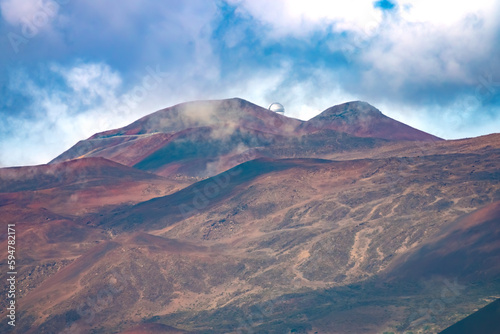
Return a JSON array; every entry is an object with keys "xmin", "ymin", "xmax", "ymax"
[{"xmin": 268, "ymin": 102, "xmax": 285, "ymax": 115}]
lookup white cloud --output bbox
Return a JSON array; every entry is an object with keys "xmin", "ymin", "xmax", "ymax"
[
  {"xmin": 232, "ymin": 0, "xmax": 499, "ymax": 85},
  {"xmin": 398, "ymin": 0, "xmax": 497, "ymax": 26},
  {"xmin": 1, "ymin": 0, "xmax": 42, "ymax": 25},
  {"xmin": 228, "ymin": 0, "xmax": 383, "ymax": 37},
  {"xmin": 0, "ymin": 62, "xmax": 178, "ymax": 167},
  {"xmin": 219, "ymin": 62, "xmax": 358, "ymax": 121},
  {"xmin": 359, "ymin": 4, "xmax": 499, "ymax": 89},
  {"xmin": 230, "ymin": 0, "xmax": 498, "ymax": 35},
  {"xmin": 1, "ymin": 0, "xmax": 62, "ymax": 28},
  {"xmin": 52, "ymin": 63, "xmax": 122, "ymax": 104}
]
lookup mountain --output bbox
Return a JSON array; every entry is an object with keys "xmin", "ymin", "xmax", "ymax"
[
  {"xmin": 50, "ymin": 98, "xmax": 304, "ymax": 178},
  {"xmin": 49, "ymin": 98, "xmax": 438, "ymax": 178},
  {"xmin": 302, "ymin": 101, "xmax": 443, "ymax": 141},
  {"xmin": 1, "ymin": 98, "xmax": 499, "ymax": 334}
]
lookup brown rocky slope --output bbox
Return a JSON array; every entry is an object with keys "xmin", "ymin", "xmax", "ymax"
[{"xmin": 0, "ymin": 99, "xmax": 499, "ymax": 333}]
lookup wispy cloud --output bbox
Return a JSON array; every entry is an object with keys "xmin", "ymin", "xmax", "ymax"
[{"xmin": 0, "ymin": 62, "xmax": 171, "ymax": 166}]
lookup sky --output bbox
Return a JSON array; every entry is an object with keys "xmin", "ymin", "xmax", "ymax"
[{"xmin": 0, "ymin": 0, "xmax": 499, "ymax": 167}]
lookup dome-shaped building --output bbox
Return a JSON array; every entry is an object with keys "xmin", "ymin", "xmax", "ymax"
[{"xmin": 268, "ymin": 102, "xmax": 285, "ymax": 115}]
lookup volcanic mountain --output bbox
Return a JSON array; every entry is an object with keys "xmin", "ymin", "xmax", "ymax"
[
  {"xmin": 50, "ymin": 98, "xmax": 440, "ymax": 178},
  {"xmin": 1, "ymin": 98, "xmax": 499, "ymax": 334},
  {"xmin": 50, "ymin": 98, "xmax": 304, "ymax": 178}
]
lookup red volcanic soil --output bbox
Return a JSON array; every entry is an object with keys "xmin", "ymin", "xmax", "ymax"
[
  {"xmin": 302, "ymin": 101, "xmax": 443, "ymax": 141},
  {"xmin": 0, "ymin": 157, "xmax": 159, "ymax": 192},
  {"xmin": 0, "ymin": 157, "xmax": 188, "ymax": 214},
  {"xmin": 0, "ymin": 137, "xmax": 498, "ymax": 333},
  {"xmin": 385, "ymin": 200, "xmax": 500, "ymax": 281},
  {"xmin": 119, "ymin": 323, "xmax": 190, "ymax": 333},
  {"xmin": 123, "ymin": 232, "xmax": 208, "ymax": 254},
  {"xmin": 19, "ymin": 241, "xmax": 120, "ymax": 308}
]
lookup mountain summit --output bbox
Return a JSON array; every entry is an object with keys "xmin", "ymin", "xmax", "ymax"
[
  {"xmin": 89, "ymin": 98, "xmax": 300, "ymax": 139},
  {"xmin": 51, "ymin": 98, "xmax": 441, "ymax": 178},
  {"xmin": 303, "ymin": 101, "xmax": 442, "ymax": 141}
]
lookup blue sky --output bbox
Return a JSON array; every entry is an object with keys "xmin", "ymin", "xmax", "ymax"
[{"xmin": 1, "ymin": 0, "xmax": 499, "ymax": 166}]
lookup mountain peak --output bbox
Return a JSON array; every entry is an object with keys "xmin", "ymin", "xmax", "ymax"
[
  {"xmin": 51, "ymin": 98, "xmax": 304, "ymax": 176},
  {"xmin": 320, "ymin": 101, "xmax": 383, "ymax": 118},
  {"xmin": 89, "ymin": 98, "xmax": 294, "ymax": 140},
  {"xmin": 304, "ymin": 101, "xmax": 442, "ymax": 142}
]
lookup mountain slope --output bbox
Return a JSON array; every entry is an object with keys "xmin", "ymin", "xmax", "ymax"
[
  {"xmin": 1, "ymin": 98, "xmax": 498, "ymax": 334},
  {"xmin": 386, "ymin": 200, "xmax": 500, "ymax": 282},
  {"xmin": 0, "ymin": 157, "xmax": 188, "ymax": 215},
  {"xmin": 4, "ymin": 142, "xmax": 499, "ymax": 333},
  {"xmin": 302, "ymin": 101, "xmax": 443, "ymax": 141}
]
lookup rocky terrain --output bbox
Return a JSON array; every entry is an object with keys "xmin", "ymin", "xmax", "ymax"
[{"xmin": 0, "ymin": 98, "xmax": 499, "ymax": 333}]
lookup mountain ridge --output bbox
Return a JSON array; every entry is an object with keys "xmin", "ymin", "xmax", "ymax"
[{"xmin": 50, "ymin": 98, "xmax": 442, "ymax": 179}]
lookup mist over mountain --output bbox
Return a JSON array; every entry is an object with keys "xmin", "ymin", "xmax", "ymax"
[
  {"xmin": 1, "ymin": 98, "xmax": 499, "ymax": 334},
  {"xmin": 50, "ymin": 98, "xmax": 441, "ymax": 178}
]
